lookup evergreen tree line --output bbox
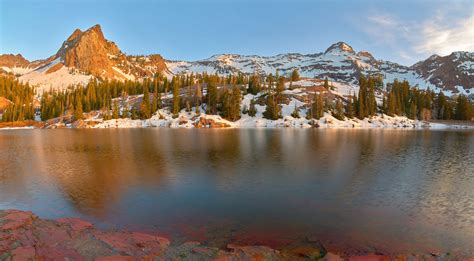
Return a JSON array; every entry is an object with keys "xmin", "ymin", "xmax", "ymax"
[
  {"xmin": 380, "ymin": 79, "xmax": 472, "ymax": 121},
  {"xmin": 0, "ymin": 76, "xmax": 35, "ymax": 122},
  {"xmin": 38, "ymin": 72, "xmax": 250, "ymax": 122},
  {"xmin": 306, "ymin": 76, "xmax": 473, "ymax": 121},
  {"xmin": 137, "ymin": 72, "xmax": 472, "ymax": 122},
  {"xmin": 1, "ymin": 71, "xmax": 472, "ymax": 123}
]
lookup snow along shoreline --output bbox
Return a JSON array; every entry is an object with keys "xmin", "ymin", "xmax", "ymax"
[
  {"xmin": 88, "ymin": 92, "xmax": 473, "ymax": 130},
  {"xmin": 89, "ymin": 109, "xmax": 473, "ymax": 130}
]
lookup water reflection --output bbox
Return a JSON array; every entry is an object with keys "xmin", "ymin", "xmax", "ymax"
[{"xmin": 0, "ymin": 129, "xmax": 473, "ymax": 253}]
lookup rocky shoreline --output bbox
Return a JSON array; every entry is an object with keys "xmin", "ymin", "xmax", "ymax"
[{"xmin": 1, "ymin": 210, "xmax": 473, "ymax": 260}]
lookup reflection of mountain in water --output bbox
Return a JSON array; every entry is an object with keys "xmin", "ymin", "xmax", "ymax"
[{"xmin": 0, "ymin": 129, "xmax": 473, "ymax": 253}]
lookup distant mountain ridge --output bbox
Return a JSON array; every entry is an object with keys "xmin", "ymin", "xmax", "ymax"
[
  {"xmin": 0, "ymin": 24, "xmax": 472, "ymax": 95},
  {"xmin": 166, "ymin": 42, "xmax": 473, "ymax": 95}
]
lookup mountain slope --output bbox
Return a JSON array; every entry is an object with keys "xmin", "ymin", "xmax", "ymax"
[{"xmin": 412, "ymin": 52, "xmax": 473, "ymax": 93}]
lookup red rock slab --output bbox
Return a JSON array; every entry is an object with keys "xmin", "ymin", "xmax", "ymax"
[
  {"xmin": 93, "ymin": 231, "xmax": 169, "ymax": 256},
  {"xmin": 289, "ymin": 245, "xmax": 325, "ymax": 259},
  {"xmin": 33, "ymin": 223, "xmax": 71, "ymax": 247},
  {"xmin": 11, "ymin": 246, "xmax": 36, "ymax": 260},
  {"xmin": 9, "ymin": 228, "xmax": 36, "ymax": 247},
  {"xmin": 130, "ymin": 232, "xmax": 170, "ymax": 248},
  {"xmin": 349, "ymin": 254, "xmax": 390, "ymax": 261},
  {"xmin": 324, "ymin": 252, "xmax": 345, "ymax": 261},
  {"xmin": 223, "ymin": 244, "xmax": 279, "ymax": 260},
  {"xmin": 35, "ymin": 245, "xmax": 83, "ymax": 260},
  {"xmin": 56, "ymin": 217, "xmax": 94, "ymax": 232},
  {"xmin": 1, "ymin": 210, "xmax": 35, "ymax": 230},
  {"xmin": 95, "ymin": 256, "xmax": 137, "ymax": 261}
]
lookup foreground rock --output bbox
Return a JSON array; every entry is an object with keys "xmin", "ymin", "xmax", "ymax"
[{"xmin": 0, "ymin": 210, "xmax": 472, "ymax": 260}]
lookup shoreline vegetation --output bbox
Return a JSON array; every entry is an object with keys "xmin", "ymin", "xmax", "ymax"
[
  {"xmin": 0, "ymin": 72, "xmax": 473, "ymax": 130},
  {"xmin": 1, "ymin": 209, "xmax": 472, "ymax": 260}
]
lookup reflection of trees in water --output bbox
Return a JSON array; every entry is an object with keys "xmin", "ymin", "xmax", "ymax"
[
  {"xmin": 2, "ymin": 129, "xmax": 474, "ymax": 251},
  {"xmin": 33, "ymin": 130, "xmax": 168, "ymax": 218},
  {"xmin": 0, "ymin": 132, "xmax": 37, "ymax": 202}
]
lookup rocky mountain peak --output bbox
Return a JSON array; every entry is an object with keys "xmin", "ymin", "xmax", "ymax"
[
  {"xmin": 6, "ymin": 24, "xmax": 168, "ymax": 90},
  {"xmin": 324, "ymin": 42, "xmax": 355, "ymax": 55},
  {"xmin": 66, "ymin": 29, "xmax": 82, "ymax": 42},
  {"xmin": 54, "ymin": 24, "xmax": 122, "ymax": 78},
  {"xmin": 357, "ymin": 51, "xmax": 375, "ymax": 60},
  {"xmin": 0, "ymin": 54, "xmax": 30, "ymax": 68}
]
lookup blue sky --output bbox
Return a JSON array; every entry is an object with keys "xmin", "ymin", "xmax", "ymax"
[{"xmin": 0, "ymin": 0, "xmax": 472, "ymax": 65}]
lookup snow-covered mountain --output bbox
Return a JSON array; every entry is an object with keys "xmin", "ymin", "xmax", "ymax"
[
  {"xmin": 1, "ymin": 25, "xmax": 472, "ymax": 95},
  {"xmin": 167, "ymin": 42, "xmax": 473, "ymax": 95},
  {"xmin": 411, "ymin": 52, "xmax": 473, "ymax": 94}
]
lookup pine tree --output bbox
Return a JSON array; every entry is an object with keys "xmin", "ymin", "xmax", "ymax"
[
  {"xmin": 151, "ymin": 92, "xmax": 158, "ymax": 114},
  {"xmin": 74, "ymin": 96, "xmax": 83, "ymax": 121},
  {"xmin": 408, "ymin": 101, "xmax": 417, "ymax": 120},
  {"xmin": 122, "ymin": 105, "xmax": 129, "ymax": 119},
  {"xmin": 207, "ymin": 77, "xmax": 218, "ymax": 114},
  {"xmin": 247, "ymin": 74, "xmax": 261, "ymax": 95},
  {"xmin": 172, "ymin": 78, "xmax": 181, "ymax": 117},
  {"xmin": 291, "ymin": 69, "xmax": 300, "ymax": 81},
  {"xmin": 291, "ymin": 102, "xmax": 300, "ymax": 118},
  {"xmin": 332, "ymin": 99, "xmax": 344, "ymax": 120},
  {"xmin": 357, "ymin": 76, "xmax": 367, "ymax": 119},
  {"xmin": 141, "ymin": 86, "xmax": 151, "ymax": 119},
  {"xmin": 276, "ymin": 77, "xmax": 285, "ymax": 103},
  {"xmin": 112, "ymin": 100, "xmax": 119, "ymax": 119},
  {"xmin": 220, "ymin": 88, "xmax": 231, "ymax": 118},
  {"xmin": 131, "ymin": 106, "xmax": 138, "ymax": 120},
  {"xmin": 382, "ymin": 95, "xmax": 387, "ymax": 114},
  {"xmin": 367, "ymin": 77, "xmax": 377, "ymax": 116},
  {"xmin": 263, "ymin": 94, "xmax": 281, "ymax": 120},
  {"xmin": 312, "ymin": 93, "xmax": 324, "ymax": 119},
  {"xmin": 345, "ymin": 95, "xmax": 354, "ymax": 118},
  {"xmin": 248, "ymin": 99, "xmax": 257, "ymax": 117},
  {"xmin": 194, "ymin": 84, "xmax": 202, "ymax": 115},
  {"xmin": 455, "ymin": 95, "xmax": 472, "ymax": 120},
  {"xmin": 229, "ymin": 86, "xmax": 242, "ymax": 121},
  {"xmin": 324, "ymin": 77, "xmax": 329, "ymax": 90},
  {"xmin": 436, "ymin": 92, "xmax": 446, "ymax": 119},
  {"xmin": 387, "ymin": 92, "xmax": 396, "ymax": 116}
]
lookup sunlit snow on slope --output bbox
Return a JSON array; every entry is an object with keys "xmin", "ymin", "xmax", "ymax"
[{"xmin": 20, "ymin": 64, "xmax": 92, "ymax": 93}]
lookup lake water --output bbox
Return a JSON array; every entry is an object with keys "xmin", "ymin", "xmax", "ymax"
[{"xmin": 0, "ymin": 129, "xmax": 473, "ymax": 254}]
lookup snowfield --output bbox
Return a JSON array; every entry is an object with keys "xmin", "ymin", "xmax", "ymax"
[{"xmin": 19, "ymin": 58, "xmax": 93, "ymax": 93}]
